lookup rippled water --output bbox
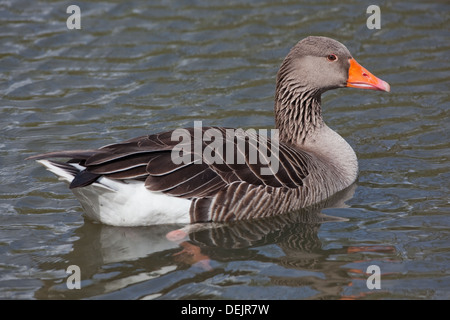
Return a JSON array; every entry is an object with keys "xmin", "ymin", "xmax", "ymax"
[{"xmin": 1, "ymin": 0, "xmax": 449, "ymax": 300}]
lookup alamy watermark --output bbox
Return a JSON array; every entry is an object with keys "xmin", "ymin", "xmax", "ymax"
[
  {"xmin": 66, "ymin": 5, "xmax": 381, "ymax": 31},
  {"xmin": 366, "ymin": 265, "xmax": 381, "ymax": 289},
  {"xmin": 170, "ymin": 121, "xmax": 280, "ymax": 175},
  {"xmin": 64, "ymin": 264, "xmax": 381, "ymax": 291},
  {"xmin": 367, "ymin": 5, "xmax": 381, "ymax": 30},
  {"xmin": 66, "ymin": 265, "xmax": 81, "ymax": 289},
  {"xmin": 66, "ymin": 5, "xmax": 81, "ymax": 30}
]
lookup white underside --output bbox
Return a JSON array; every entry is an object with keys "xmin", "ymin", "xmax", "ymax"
[{"xmin": 37, "ymin": 160, "xmax": 192, "ymax": 226}]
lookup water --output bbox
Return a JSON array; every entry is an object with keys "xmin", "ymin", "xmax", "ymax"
[{"xmin": 1, "ymin": 0, "xmax": 449, "ymax": 300}]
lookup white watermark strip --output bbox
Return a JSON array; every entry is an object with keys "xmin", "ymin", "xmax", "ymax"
[{"xmin": 170, "ymin": 121, "xmax": 280, "ymax": 175}]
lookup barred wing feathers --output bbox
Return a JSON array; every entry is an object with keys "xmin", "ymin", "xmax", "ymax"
[{"xmin": 28, "ymin": 127, "xmax": 312, "ymax": 222}]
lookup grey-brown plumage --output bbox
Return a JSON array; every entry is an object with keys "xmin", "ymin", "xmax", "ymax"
[{"xmin": 28, "ymin": 36, "xmax": 390, "ymax": 225}]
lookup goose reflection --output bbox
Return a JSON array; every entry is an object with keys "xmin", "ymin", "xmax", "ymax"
[{"xmin": 34, "ymin": 183, "xmax": 394, "ymax": 299}]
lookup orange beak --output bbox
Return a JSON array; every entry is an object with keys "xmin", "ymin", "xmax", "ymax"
[{"xmin": 347, "ymin": 58, "xmax": 390, "ymax": 92}]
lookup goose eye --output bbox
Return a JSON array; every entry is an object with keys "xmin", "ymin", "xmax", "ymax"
[{"xmin": 327, "ymin": 54, "xmax": 338, "ymax": 62}]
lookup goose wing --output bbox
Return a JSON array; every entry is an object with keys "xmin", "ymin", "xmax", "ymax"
[{"xmin": 29, "ymin": 126, "xmax": 311, "ymax": 200}]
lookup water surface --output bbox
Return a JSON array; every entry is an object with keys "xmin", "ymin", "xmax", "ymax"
[{"xmin": 0, "ymin": 0, "xmax": 449, "ymax": 299}]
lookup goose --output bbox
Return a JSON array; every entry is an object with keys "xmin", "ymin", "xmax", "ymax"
[{"xmin": 28, "ymin": 36, "xmax": 390, "ymax": 226}]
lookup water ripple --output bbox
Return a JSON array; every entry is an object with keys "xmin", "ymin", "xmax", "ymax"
[{"xmin": 0, "ymin": 0, "xmax": 449, "ymax": 300}]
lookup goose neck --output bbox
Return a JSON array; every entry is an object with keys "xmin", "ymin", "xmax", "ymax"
[{"xmin": 274, "ymin": 84, "xmax": 324, "ymax": 146}]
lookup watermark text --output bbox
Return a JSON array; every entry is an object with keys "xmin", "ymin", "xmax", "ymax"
[
  {"xmin": 171, "ymin": 121, "xmax": 280, "ymax": 175},
  {"xmin": 66, "ymin": 5, "xmax": 81, "ymax": 30},
  {"xmin": 367, "ymin": 5, "xmax": 381, "ymax": 30}
]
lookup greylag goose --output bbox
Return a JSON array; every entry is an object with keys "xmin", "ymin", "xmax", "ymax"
[{"xmin": 28, "ymin": 36, "xmax": 390, "ymax": 226}]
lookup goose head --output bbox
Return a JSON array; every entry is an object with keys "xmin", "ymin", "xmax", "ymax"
[{"xmin": 276, "ymin": 36, "xmax": 390, "ymax": 95}]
